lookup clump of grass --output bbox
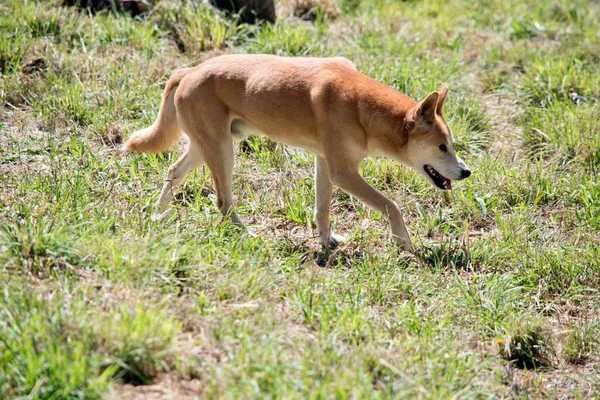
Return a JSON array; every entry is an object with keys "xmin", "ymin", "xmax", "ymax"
[
  {"xmin": 94, "ymin": 305, "xmax": 183, "ymax": 385},
  {"xmin": 562, "ymin": 322, "xmax": 598, "ymax": 364},
  {"xmin": 548, "ymin": 1, "xmax": 581, "ymax": 23},
  {"xmin": 339, "ymin": 0, "xmax": 361, "ymax": 15},
  {"xmin": 508, "ymin": 17, "xmax": 542, "ymax": 41},
  {"xmin": 153, "ymin": 2, "xmax": 248, "ymax": 55},
  {"xmin": 516, "ymin": 245, "xmax": 600, "ymax": 299},
  {"xmin": 496, "ymin": 321, "xmax": 553, "ymax": 369},
  {"xmin": 24, "ymin": 5, "xmax": 63, "ymax": 38},
  {"xmin": 246, "ymin": 21, "xmax": 324, "ymax": 56},
  {"xmin": 447, "ymin": 98, "xmax": 492, "ymax": 155},
  {"xmin": 517, "ymin": 58, "xmax": 599, "ymax": 108},
  {"xmin": 0, "ymin": 214, "xmax": 84, "ymax": 278},
  {"xmin": 0, "ymin": 286, "xmax": 114, "ymax": 398},
  {"xmin": 520, "ymin": 101, "xmax": 600, "ymax": 168},
  {"xmin": 0, "ymin": 30, "xmax": 30, "ymax": 75},
  {"xmin": 275, "ymin": 177, "xmax": 313, "ymax": 225},
  {"xmin": 0, "ymin": 285, "xmax": 183, "ymax": 396}
]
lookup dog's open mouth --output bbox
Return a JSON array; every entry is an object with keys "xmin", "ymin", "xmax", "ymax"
[{"xmin": 424, "ymin": 165, "xmax": 452, "ymax": 190}]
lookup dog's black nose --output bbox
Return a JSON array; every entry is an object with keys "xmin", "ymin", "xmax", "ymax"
[{"xmin": 461, "ymin": 169, "xmax": 471, "ymax": 179}]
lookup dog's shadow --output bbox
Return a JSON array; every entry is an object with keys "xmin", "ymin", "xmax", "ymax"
[
  {"xmin": 414, "ymin": 241, "xmax": 471, "ymax": 270},
  {"xmin": 275, "ymin": 237, "xmax": 472, "ymax": 270},
  {"xmin": 275, "ymin": 238, "xmax": 366, "ymax": 269}
]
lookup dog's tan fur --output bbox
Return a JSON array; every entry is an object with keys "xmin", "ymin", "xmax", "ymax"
[{"xmin": 124, "ymin": 54, "xmax": 471, "ymax": 250}]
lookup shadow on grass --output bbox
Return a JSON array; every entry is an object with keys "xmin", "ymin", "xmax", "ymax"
[
  {"xmin": 275, "ymin": 237, "xmax": 368, "ymax": 269},
  {"xmin": 415, "ymin": 241, "xmax": 471, "ymax": 270}
]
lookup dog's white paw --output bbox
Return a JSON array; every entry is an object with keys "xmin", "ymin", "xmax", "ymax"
[
  {"xmin": 392, "ymin": 236, "xmax": 414, "ymax": 252},
  {"xmin": 230, "ymin": 212, "xmax": 244, "ymax": 227},
  {"xmin": 322, "ymin": 234, "xmax": 346, "ymax": 248},
  {"xmin": 151, "ymin": 208, "xmax": 171, "ymax": 221}
]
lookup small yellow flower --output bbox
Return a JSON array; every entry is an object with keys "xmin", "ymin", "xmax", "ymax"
[{"xmin": 494, "ymin": 338, "xmax": 505, "ymax": 345}]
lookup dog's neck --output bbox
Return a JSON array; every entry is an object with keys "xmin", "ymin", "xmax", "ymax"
[{"xmin": 358, "ymin": 86, "xmax": 415, "ymax": 162}]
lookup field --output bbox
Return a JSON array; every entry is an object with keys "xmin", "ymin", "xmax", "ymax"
[{"xmin": 1, "ymin": 0, "xmax": 600, "ymax": 398}]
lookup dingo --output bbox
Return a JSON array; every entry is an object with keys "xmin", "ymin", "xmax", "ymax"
[{"xmin": 124, "ymin": 54, "xmax": 471, "ymax": 250}]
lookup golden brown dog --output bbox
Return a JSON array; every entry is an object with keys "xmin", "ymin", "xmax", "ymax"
[{"xmin": 124, "ymin": 54, "xmax": 471, "ymax": 250}]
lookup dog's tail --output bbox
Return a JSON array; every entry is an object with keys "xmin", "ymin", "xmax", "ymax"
[{"xmin": 123, "ymin": 68, "xmax": 191, "ymax": 154}]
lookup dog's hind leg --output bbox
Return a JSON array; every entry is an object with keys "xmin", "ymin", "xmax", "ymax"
[
  {"xmin": 201, "ymin": 136, "xmax": 243, "ymax": 226},
  {"xmin": 152, "ymin": 141, "xmax": 204, "ymax": 221},
  {"xmin": 181, "ymin": 121, "xmax": 243, "ymax": 226},
  {"xmin": 176, "ymin": 87, "xmax": 243, "ymax": 226}
]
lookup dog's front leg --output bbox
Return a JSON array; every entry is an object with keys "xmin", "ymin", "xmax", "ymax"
[
  {"xmin": 314, "ymin": 156, "xmax": 345, "ymax": 247},
  {"xmin": 329, "ymin": 169, "xmax": 414, "ymax": 251}
]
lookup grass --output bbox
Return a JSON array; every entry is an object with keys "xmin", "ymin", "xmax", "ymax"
[{"xmin": 1, "ymin": 0, "xmax": 600, "ymax": 398}]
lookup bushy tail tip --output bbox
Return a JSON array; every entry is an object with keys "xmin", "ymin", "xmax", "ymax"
[
  {"xmin": 122, "ymin": 67, "xmax": 191, "ymax": 154},
  {"xmin": 122, "ymin": 125, "xmax": 168, "ymax": 153}
]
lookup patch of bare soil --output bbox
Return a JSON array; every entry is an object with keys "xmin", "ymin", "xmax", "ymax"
[
  {"xmin": 277, "ymin": 0, "xmax": 338, "ymax": 22},
  {"xmin": 483, "ymin": 93, "xmax": 524, "ymax": 157},
  {"xmin": 21, "ymin": 57, "xmax": 48, "ymax": 75},
  {"xmin": 110, "ymin": 374, "xmax": 203, "ymax": 400},
  {"xmin": 500, "ymin": 361, "xmax": 600, "ymax": 399},
  {"xmin": 0, "ymin": 110, "xmax": 53, "ymax": 181}
]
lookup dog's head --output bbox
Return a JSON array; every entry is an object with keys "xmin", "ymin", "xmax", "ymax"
[{"xmin": 404, "ymin": 87, "xmax": 470, "ymax": 190}]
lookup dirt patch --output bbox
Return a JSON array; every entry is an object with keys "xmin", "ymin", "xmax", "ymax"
[
  {"xmin": 483, "ymin": 93, "xmax": 524, "ymax": 156},
  {"xmin": 109, "ymin": 373, "xmax": 203, "ymax": 399},
  {"xmin": 102, "ymin": 123, "xmax": 124, "ymax": 147},
  {"xmin": 22, "ymin": 57, "xmax": 48, "ymax": 75},
  {"xmin": 293, "ymin": 0, "xmax": 339, "ymax": 21},
  {"xmin": 0, "ymin": 109, "xmax": 53, "ymax": 181},
  {"xmin": 278, "ymin": 0, "xmax": 338, "ymax": 21},
  {"xmin": 500, "ymin": 361, "xmax": 600, "ymax": 399}
]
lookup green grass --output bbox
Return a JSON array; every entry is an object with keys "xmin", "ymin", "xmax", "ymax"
[{"xmin": 2, "ymin": 0, "xmax": 600, "ymax": 398}]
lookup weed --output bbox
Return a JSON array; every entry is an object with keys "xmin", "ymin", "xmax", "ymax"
[
  {"xmin": 0, "ymin": 214, "xmax": 85, "ymax": 278},
  {"xmin": 562, "ymin": 321, "xmax": 598, "ymax": 364},
  {"xmin": 496, "ymin": 321, "xmax": 553, "ymax": 370}
]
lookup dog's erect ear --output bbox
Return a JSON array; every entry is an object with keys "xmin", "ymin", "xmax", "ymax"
[
  {"xmin": 415, "ymin": 91, "xmax": 439, "ymax": 122},
  {"xmin": 436, "ymin": 87, "xmax": 448, "ymax": 115}
]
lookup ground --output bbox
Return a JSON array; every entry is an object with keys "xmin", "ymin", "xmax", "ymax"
[{"xmin": 1, "ymin": 0, "xmax": 600, "ymax": 398}]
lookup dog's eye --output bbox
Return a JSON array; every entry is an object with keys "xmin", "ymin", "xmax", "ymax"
[{"xmin": 439, "ymin": 144, "xmax": 447, "ymax": 152}]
